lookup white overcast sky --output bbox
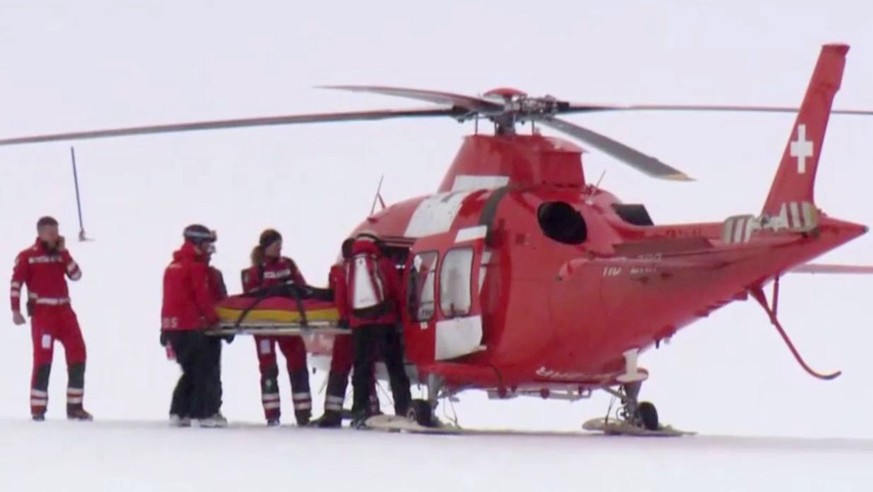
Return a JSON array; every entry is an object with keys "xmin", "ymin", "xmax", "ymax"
[{"xmin": 1, "ymin": 0, "xmax": 873, "ymax": 439}]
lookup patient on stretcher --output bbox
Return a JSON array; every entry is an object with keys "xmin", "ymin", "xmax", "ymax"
[{"xmin": 214, "ymin": 280, "xmax": 340, "ymax": 326}]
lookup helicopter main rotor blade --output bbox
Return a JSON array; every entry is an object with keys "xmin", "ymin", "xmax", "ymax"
[
  {"xmin": 319, "ymin": 85, "xmax": 504, "ymax": 114},
  {"xmin": 0, "ymin": 107, "xmax": 462, "ymax": 146},
  {"xmin": 558, "ymin": 103, "xmax": 873, "ymax": 116},
  {"xmin": 538, "ymin": 116, "xmax": 693, "ymax": 181}
]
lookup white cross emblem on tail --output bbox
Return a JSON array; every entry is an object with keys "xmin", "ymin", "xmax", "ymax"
[{"xmin": 790, "ymin": 124, "xmax": 813, "ymax": 174}]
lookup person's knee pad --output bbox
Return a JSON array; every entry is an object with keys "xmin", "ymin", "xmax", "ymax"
[{"xmin": 260, "ymin": 365, "xmax": 279, "ymax": 392}]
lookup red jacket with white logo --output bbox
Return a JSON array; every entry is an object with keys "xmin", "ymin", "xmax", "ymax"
[
  {"xmin": 241, "ymin": 256, "xmax": 307, "ymax": 294},
  {"xmin": 161, "ymin": 242, "xmax": 220, "ymax": 331},
  {"xmin": 341, "ymin": 240, "xmax": 403, "ymax": 329},
  {"xmin": 10, "ymin": 238, "xmax": 81, "ymax": 312}
]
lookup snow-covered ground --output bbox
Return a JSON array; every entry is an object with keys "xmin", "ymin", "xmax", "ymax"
[
  {"xmin": 3, "ymin": 1, "xmax": 873, "ymax": 490},
  {"xmin": 1, "ymin": 418, "xmax": 871, "ymax": 492}
]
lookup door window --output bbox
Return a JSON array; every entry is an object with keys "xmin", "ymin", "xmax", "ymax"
[
  {"xmin": 440, "ymin": 247, "xmax": 473, "ymax": 317},
  {"xmin": 407, "ymin": 251, "xmax": 438, "ymax": 321}
]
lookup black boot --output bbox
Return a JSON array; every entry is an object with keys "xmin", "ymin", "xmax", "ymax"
[
  {"xmin": 350, "ymin": 409, "xmax": 371, "ymax": 430},
  {"xmin": 311, "ymin": 410, "xmax": 343, "ymax": 428},
  {"xmin": 66, "ymin": 363, "xmax": 92, "ymax": 421}
]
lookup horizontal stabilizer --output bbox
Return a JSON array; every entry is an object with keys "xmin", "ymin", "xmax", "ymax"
[
  {"xmin": 789, "ymin": 263, "xmax": 873, "ymax": 274},
  {"xmin": 561, "ymin": 235, "xmax": 803, "ymax": 279},
  {"xmin": 612, "ymin": 237, "xmax": 713, "ymax": 256}
]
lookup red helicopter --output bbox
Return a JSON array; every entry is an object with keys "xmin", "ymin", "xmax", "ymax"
[{"xmin": 3, "ymin": 43, "xmax": 873, "ymax": 435}]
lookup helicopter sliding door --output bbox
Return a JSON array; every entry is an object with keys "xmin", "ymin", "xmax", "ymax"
[{"xmin": 403, "ymin": 226, "xmax": 486, "ymax": 365}]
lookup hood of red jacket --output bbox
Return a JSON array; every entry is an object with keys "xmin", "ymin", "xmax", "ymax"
[{"xmin": 173, "ymin": 241, "xmax": 206, "ymax": 262}]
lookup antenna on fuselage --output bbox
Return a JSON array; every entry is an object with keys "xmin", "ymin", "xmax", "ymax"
[
  {"xmin": 594, "ymin": 169, "xmax": 606, "ymax": 190},
  {"xmin": 587, "ymin": 169, "xmax": 607, "ymax": 205},
  {"xmin": 369, "ymin": 174, "xmax": 386, "ymax": 216}
]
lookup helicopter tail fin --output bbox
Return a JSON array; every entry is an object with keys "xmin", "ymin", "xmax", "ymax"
[{"xmin": 761, "ymin": 43, "xmax": 848, "ymax": 217}]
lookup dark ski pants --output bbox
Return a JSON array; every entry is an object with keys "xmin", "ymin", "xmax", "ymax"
[
  {"xmin": 351, "ymin": 323, "xmax": 411, "ymax": 417},
  {"xmin": 167, "ymin": 331, "xmax": 221, "ymax": 419}
]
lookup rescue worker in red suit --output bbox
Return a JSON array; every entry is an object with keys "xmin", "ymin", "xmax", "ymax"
[
  {"xmin": 160, "ymin": 224, "xmax": 226, "ymax": 428},
  {"xmin": 242, "ymin": 229, "xmax": 312, "ymax": 426},
  {"xmin": 310, "ymin": 238, "xmax": 380, "ymax": 428},
  {"xmin": 164, "ymin": 229, "xmax": 231, "ymax": 427},
  {"xmin": 11, "ymin": 216, "xmax": 92, "ymax": 421},
  {"xmin": 342, "ymin": 230, "xmax": 412, "ymax": 428}
]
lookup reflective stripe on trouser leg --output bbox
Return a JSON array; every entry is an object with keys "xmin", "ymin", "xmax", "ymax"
[
  {"xmin": 324, "ymin": 370, "xmax": 349, "ymax": 412},
  {"xmin": 325, "ymin": 395, "xmax": 344, "ymax": 412},
  {"xmin": 289, "ymin": 369, "xmax": 312, "ymax": 422},
  {"xmin": 260, "ymin": 364, "xmax": 280, "ymax": 419},
  {"xmin": 31, "ymin": 363, "xmax": 51, "ymax": 415},
  {"xmin": 262, "ymin": 393, "xmax": 280, "ymax": 410},
  {"xmin": 30, "ymin": 389, "xmax": 48, "ymax": 410},
  {"xmin": 292, "ymin": 392, "xmax": 312, "ymax": 409}
]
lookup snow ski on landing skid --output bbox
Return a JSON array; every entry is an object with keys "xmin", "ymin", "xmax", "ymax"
[
  {"xmin": 360, "ymin": 415, "xmax": 695, "ymax": 437},
  {"xmin": 581, "ymin": 417, "xmax": 695, "ymax": 437}
]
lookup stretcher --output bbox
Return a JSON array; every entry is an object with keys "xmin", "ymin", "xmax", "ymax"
[{"xmin": 205, "ymin": 283, "xmax": 352, "ymax": 338}]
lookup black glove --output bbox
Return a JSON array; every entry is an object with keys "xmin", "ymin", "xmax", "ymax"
[
  {"xmin": 337, "ymin": 318, "xmax": 349, "ymax": 329},
  {"xmin": 222, "ymin": 334, "xmax": 235, "ymax": 344},
  {"xmin": 159, "ymin": 331, "xmax": 168, "ymax": 347}
]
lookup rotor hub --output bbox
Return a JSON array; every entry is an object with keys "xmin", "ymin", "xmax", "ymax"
[{"xmin": 479, "ymin": 88, "xmax": 570, "ymax": 133}]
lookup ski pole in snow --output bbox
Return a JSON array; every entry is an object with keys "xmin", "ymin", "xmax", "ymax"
[{"xmin": 70, "ymin": 146, "xmax": 91, "ymax": 242}]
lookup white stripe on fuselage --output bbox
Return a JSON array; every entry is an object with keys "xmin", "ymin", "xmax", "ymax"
[
  {"xmin": 404, "ymin": 174, "xmax": 509, "ymax": 237},
  {"xmin": 404, "ymin": 190, "xmax": 476, "ymax": 238},
  {"xmin": 455, "ymin": 225, "xmax": 487, "ymax": 243},
  {"xmin": 451, "ymin": 175, "xmax": 509, "ymax": 192},
  {"xmin": 404, "ymin": 175, "xmax": 508, "ymax": 238}
]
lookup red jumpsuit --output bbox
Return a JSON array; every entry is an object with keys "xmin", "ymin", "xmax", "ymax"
[
  {"xmin": 242, "ymin": 256, "xmax": 312, "ymax": 425},
  {"xmin": 11, "ymin": 238, "xmax": 87, "ymax": 419}
]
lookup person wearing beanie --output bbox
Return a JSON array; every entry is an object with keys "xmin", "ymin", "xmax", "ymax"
[
  {"xmin": 241, "ymin": 228, "xmax": 313, "ymax": 427},
  {"xmin": 160, "ymin": 224, "xmax": 225, "ymax": 428}
]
